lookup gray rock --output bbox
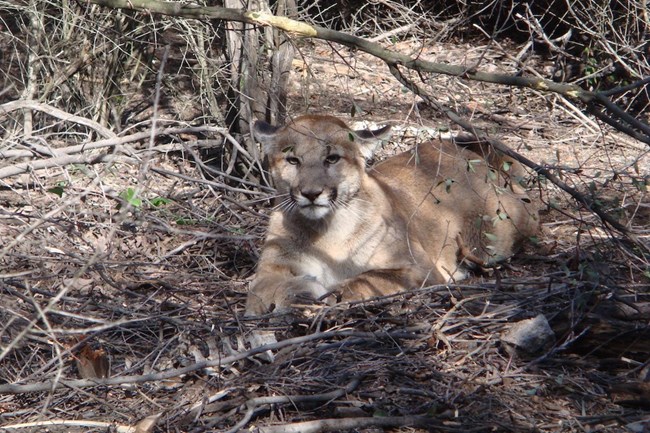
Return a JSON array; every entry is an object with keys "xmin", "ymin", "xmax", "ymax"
[{"xmin": 501, "ymin": 314, "xmax": 555, "ymax": 356}]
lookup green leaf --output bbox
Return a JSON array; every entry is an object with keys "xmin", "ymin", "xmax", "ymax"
[
  {"xmin": 444, "ymin": 178, "xmax": 455, "ymax": 193},
  {"xmin": 484, "ymin": 232, "xmax": 498, "ymax": 242},
  {"xmin": 467, "ymin": 159, "xmax": 482, "ymax": 173},
  {"xmin": 502, "ymin": 161, "xmax": 512, "ymax": 172},
  {"xmin": 150, "ymin": 197, "xmax": 171, "ymax": 207},
  {"xmin": 119, "ymin": 188, "xmax": 142, "ymax": 208},
  {"xmin": 47, "ymin": 181, "xmax": 67, "ymax": 197},
  {"xmin": 47, "ymin": 186, "xmax": 65, "ymax": 197}
]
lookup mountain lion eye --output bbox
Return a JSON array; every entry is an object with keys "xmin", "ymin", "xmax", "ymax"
[
  {"xmin": 285, "ymin": 156, "xmax": 300, "ymax": 165},
  {"xmin": 325, "ymin": 154, "xmax": 340, "ymax": 165}
]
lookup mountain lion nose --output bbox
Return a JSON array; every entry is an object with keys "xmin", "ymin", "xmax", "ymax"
[{"xmin": 301, "ymin": 189, "xmax": 323, "ymax": 202}]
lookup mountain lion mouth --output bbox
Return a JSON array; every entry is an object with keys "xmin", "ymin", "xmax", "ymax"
[
  {"xmin": 297, "ymin": 203, "xmax": 331, "ymax": 219},
  {"xmin": 291, "ymin": 190, "xmax": 336, "ymax": 218}
]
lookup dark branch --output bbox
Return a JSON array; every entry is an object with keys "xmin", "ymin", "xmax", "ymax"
[{"xmin": 387, "ymin": 64, "xmax": 640, "ymax": 240}]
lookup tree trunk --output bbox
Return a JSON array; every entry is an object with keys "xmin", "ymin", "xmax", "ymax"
[{"xmin": 223, "ymin": 0, "xmax": 295, "ymax": 184}]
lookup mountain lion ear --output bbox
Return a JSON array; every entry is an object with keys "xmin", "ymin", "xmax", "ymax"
[
  {"xmin": 353, "ymin": 124, "xmax": 392, "ymax": 160},
  {"xmin": 253, "ymin": 121, "xmax": 281, "ymax": 155}
]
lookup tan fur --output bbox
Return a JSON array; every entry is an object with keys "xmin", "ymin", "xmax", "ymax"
[{"xmin": 246, "ymin": 115, "xmax": 539, "ymax": 315}]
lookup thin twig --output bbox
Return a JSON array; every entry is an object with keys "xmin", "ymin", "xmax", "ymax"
[{"xmin": 600, "ymin": 76, "xmax": 650, "ymax": 97}]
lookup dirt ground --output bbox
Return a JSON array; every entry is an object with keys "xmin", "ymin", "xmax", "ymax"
[{"xmin": 1, "ymin": 33, "xmax": 649, "ymax": 433}]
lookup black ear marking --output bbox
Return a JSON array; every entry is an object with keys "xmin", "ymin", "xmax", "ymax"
[
  {"xmin": 355, "ymin": 124, "xmax": 392, "ymax": 140},
  {"xmin": 353, "ymin": 124, "xmax": 393, "ymax": 160},
  {"xmin": 253, "ymin": 121, "xmax": 281, "ymax": 137},
  {"xmin": 253, "ymin": 121, "xmax": 283, "ymax": 154}
]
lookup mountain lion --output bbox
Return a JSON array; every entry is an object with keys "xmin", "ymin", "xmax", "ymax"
[{"xmin": 245, "ymin": 115, "xmax": 538, "ymax": 315}]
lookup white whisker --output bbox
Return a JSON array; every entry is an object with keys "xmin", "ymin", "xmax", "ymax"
[
  {"xmin": 335, "ymin": 198, "xmax": 367, "ymax": 223},
  {"xmin": 273, "ymin": 195, "xmax": 296, "ymax": 214}
]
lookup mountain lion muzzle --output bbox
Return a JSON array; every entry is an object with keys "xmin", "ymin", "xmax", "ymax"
[{"xmin": 245, "ymin": 115, "xmax": 539, "ymax": 315}]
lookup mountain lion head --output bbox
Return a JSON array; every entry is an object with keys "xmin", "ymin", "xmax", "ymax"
[{"xmin": 254, "ymin": 115, "xmax": 391, "ymax": 221}]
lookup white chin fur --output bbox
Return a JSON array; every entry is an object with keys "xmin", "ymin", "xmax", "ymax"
[{"xmin": 298, "ymin": 205, "xmax": 331, "ymax": 220}]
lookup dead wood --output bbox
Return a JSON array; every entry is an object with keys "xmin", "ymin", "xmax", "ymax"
[
  {"xmin": 0, "ymin": 125, "xmax": 230, "ymax": 179},
  {"xmin": 223, "ymin": 376, "xmax": 362, "ymax": 433},
  {"xmin": 255, "ymin": 415, "xmax": 442, "ymax": 433}
]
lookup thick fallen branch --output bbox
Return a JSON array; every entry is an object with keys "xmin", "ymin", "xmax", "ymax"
[
  {"xmin": 0, "ymin": 419, "xmax": 135, "ymax": 432},
  {"xmin": 2, "ymin": 413, "xmax": 161, "ymax": 433},
  {"xmin": 0, "ymin": 125, "xmax": 226, "ymax": 159},
  {"xmin": 225, "ymin": 376, "xmax": 362, "ymax": 433},
  {"xmin": 0, "ymin": 125, "xmax": 227, "ymax": 179},
  {"xmin": 256, "ymin": 415, "xmax": 442, "ymax": 433},
  {"xmin": 0, "ymin": 152, "xmax": 137, "ymax": 180}
]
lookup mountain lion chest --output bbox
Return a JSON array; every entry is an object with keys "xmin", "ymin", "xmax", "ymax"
[{"xmin": 274, "ymin": 209, "xmax": 403, "ymax": 288}]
